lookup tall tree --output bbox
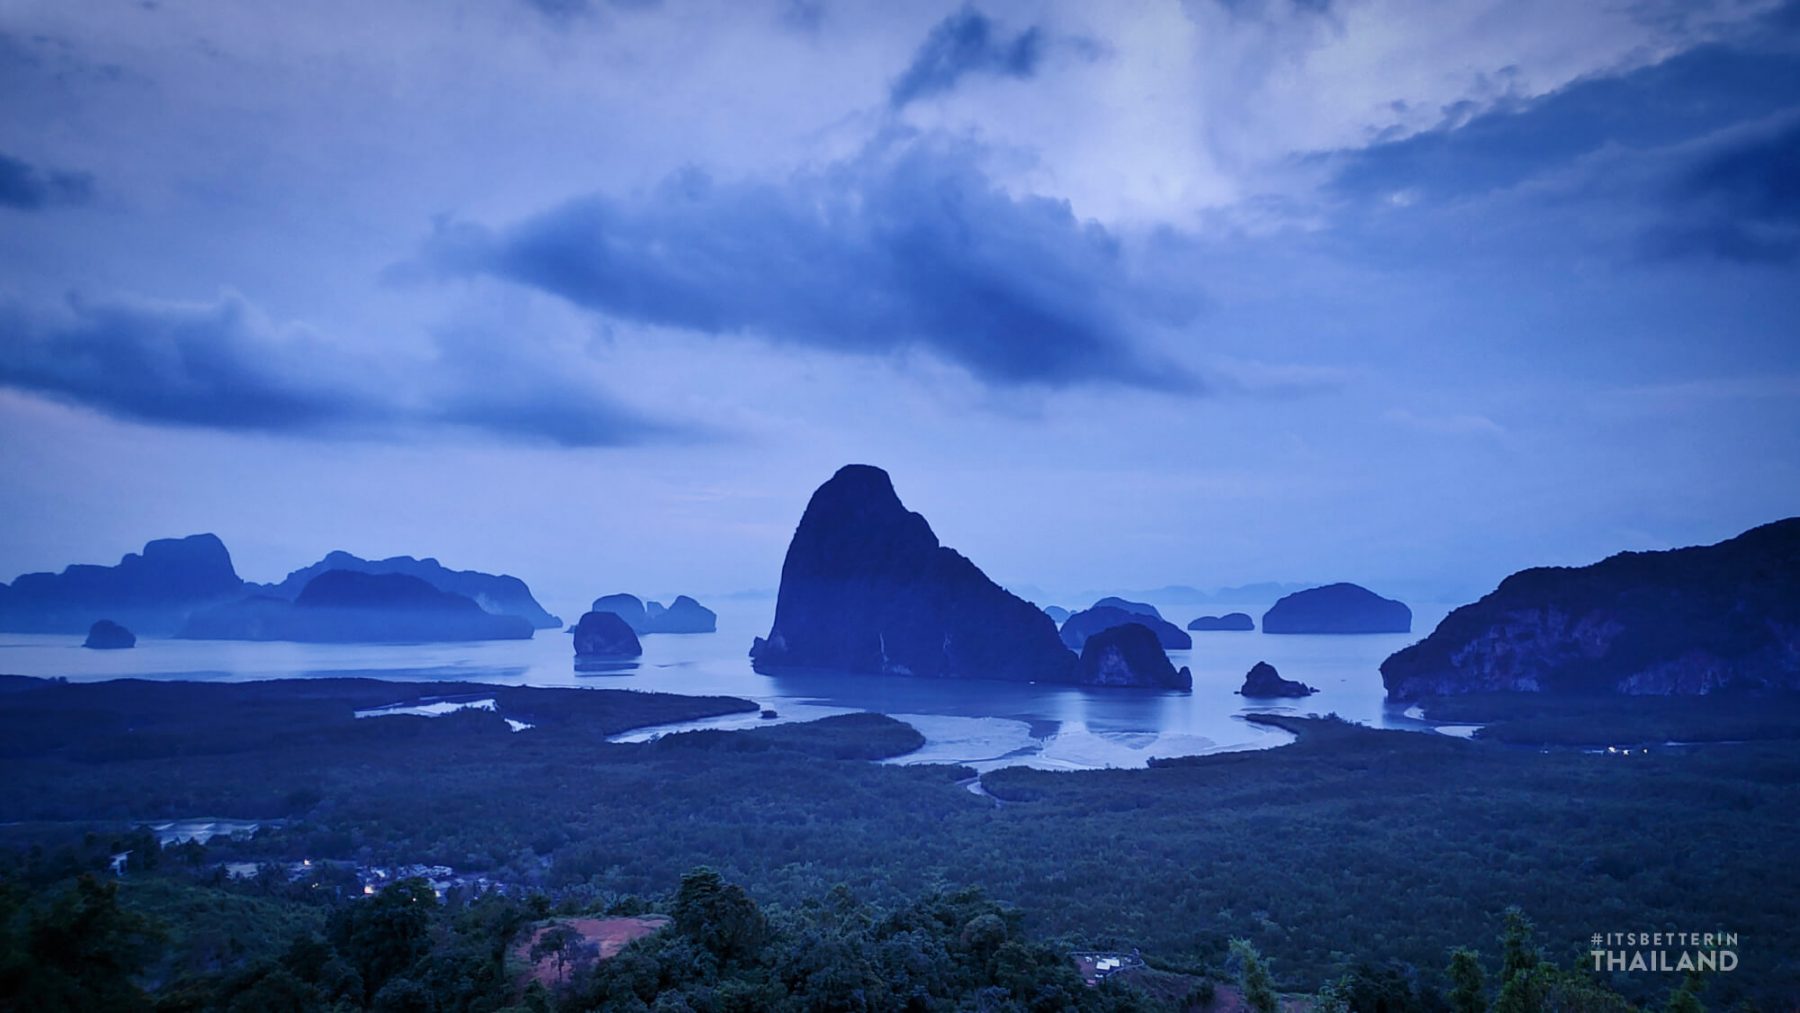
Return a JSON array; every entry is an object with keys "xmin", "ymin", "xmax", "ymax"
[
  {"xmin": 1231, "ymin": 937, "xmax": 1278, "ymax": 1013},
  {"xmin": 0, "ymin": 874, "xmax": 162, "ymax": 1012},
  {"xmin": 330, "ymin": 878, "xmax": 437, "ymax": 1002},
  {"xmin": 1447, "ymin": 947, "xmax": 1486, "ymax": 1013},
  {"xmin": 1500, "ymin": 907, "xmax": 1539, "ymax": 984},
  {"xmin": 673, "ymin": 867, "xmax": 767, "ymax": 964}
]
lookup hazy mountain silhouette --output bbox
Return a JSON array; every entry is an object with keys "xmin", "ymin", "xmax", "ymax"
[
  {"xmin": 179, "ymin": 570, "xmax": 533, "ymax": 643},
  {"xmin": 1059, "ymin": 604, "xmax": 1192, "ymax": 650},
  {"xmin": 0, "ymin": 534, "xmax": 244, "ymax": 635},
  {"xmin": 1262, "ymin": 583, "xmax": 1412, "ymax": 634},
  {"xmin": 262, "ymin": 550, "xmax": 560, "ymax": 629}
]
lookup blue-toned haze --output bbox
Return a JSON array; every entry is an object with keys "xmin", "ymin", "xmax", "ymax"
[{"xmin": 1, "ymin": 0, "xmax": 1795, "ymax": 611}]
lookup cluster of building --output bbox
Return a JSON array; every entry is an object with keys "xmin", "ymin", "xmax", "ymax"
[
  {"xmin": 355, "ymin": 862, "xmax": 513, "ymax": 899},
  {"xmin": 215, "ymin": 857, "xmax": 515, "ymax": 899},
  {"xmin": 1070, "ymin": 949, "xmax": 1144, "ymax": 986}
]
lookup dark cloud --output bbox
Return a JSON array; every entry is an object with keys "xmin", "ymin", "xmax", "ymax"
[
  {"xmin": 424, "ymin": 325, "xmax": 686, "ymax": 447},
  {"xmin": 0, "ymin": 295, "xmax": 391, "ymax": 432},
  {"xmin": 1650, "ymin": 119, "xmax": 1800, "ymax": 263},
  {"xmin": 1309, "ymin": 25, "xmax": 1800, "ymax": 270},
  {"xmin": 521, "ymin": 0, "xmax": 656, "ymax": 21},
  {"xmin": 523, "ymin": 0, "xmax": 586, "ymax": 16},
  {"xmin": 417, "ymin": 137, "xmax": 1200, "ymax": 391},
  {"xmin": 889, "ymin": 7, "xmax": 1042, "ymax": 108},
  {"xmin": 778, "ymin": 0, "xmax": 824, "ymax": 33},
  {"xmin": 434, "ymin": 391, "xmax": 671, "ymax": 447},
  {"xmin": 0, "ymin": 152, "xmax": 93, "ymax": 210},
  {"xmin": 0, "ymin": 294, "xmax": 678, "ymax": 446},
  {"xmin": 1213, "ymin": 0, "xmax": 1333, "ymax": 17},
  {"xmin": 1323, "ymin": 44, "xmax": 1800, "ymax": 204}
]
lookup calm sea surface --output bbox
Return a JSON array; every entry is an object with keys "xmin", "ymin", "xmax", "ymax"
[{"xmin": 0, "ymin": 599, "xmax": 1460, "ymax": 771}]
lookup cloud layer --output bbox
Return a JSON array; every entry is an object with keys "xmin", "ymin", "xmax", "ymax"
[
  {"xmin": 1314, "ymin": 19, "xmax": 1800, "ymax": 266},
  {"xmin": 419, "ymin": 135, "xmax": 1203, "ymax": 391},
  {"xmin": 0, "ymin": 295, "xmax": 391, "ymax": 433},
  {"xmin": 888, "ymin": 7, "xmax": 1043, "ymax": 108},
  {"xmin": 0, "ymin": 0, "xmax": 1795, "ymax": 600},
  {"xmin": 0, "ymin": 293, "xmax": 672, "ymax": 446},
  {"xmin": 0, "ymin": 152, "xmax": 93, "ymax": 211},
  {"xmin": 1659, "ymin": 117, "xmax": 1800, "ymax": 262}
]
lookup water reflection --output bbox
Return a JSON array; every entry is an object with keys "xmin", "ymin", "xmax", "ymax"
[
  {"xmin": 0, "ymin": 599, "xmax": 1462, "ymax": 770},
  {"xmin": 574, "ymin": 660, "xmax": 639, "ymax": 676},
  {"xmin": 301, "ymin": 666, "xmax": 529, "ymax": 682}
]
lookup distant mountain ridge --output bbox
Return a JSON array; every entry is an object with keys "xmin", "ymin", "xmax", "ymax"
[
  {"xmin": 180, "ymin": 570, "xmax": 534, "ymax": 642},
  {"xmin": 1382, "ymin": 518, "xmax": 1800, "ymax": 699},
  {"xmin": 0, "ymin": 536, "xmax": 560, "ymax": 637},
  {"xmin": 1017, "ymin": 580, "xmax": 1477, "ymax": 609},
  {"xmin": 260, "ymin": 550, "xmax": 560, "ymax": 629},
  {"xmin": 0, "ymin": 534, "xmax": 244, "ymax": 635},
  {"xmin": 1189, "ymin": 613, "xmax": 1255, "ymax": 632},
  {"xmin": 586, "ymin": 593, "xmax": 717, "ymax": 634},
  {"xmin": 1263, "ymin": 583, "xmax": 1412, "ymax": 635},
  {"xmin": 1043, "ymin": 582, "xmax": 1312, "ymax": 607},
  {"xmin": 1059, "ymin": 603, "xmax": 1192, "ymax": 651}
]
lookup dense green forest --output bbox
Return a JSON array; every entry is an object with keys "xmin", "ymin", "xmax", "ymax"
[
  {"xmin": 0, "ymin": 846, "xmax": 1712, "ymax": 1012},
  {"xmin": 0, "ymin": 841, "xmax": 1679, "ymax": 1012},
  {"xmin": 1, "ymin": 676, "xmax": 1793, "ymax": 1009},
  {"xmin": 1416, "ymin": 692, "xmax": 1800, "ymax": 747}
]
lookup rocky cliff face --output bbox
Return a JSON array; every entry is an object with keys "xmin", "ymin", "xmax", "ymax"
[
  {"xmin": 83, "ymin": 619, "xmax": 136, "ymax": 650},
  {"xmin": 1239, "ymin": 661, "xmax": 1314, "ymax": 698},
  {"xmin": 1262, "ymin": 583, "xmax": 1411, "ymax": 634},
  {"xmin": 647, "ymin": 596, "xmax": 717, "ymax": 634},
  {"xmin": 265, "ymin": 550, "xmax": 561, "ymax": 629},
  {"xmin": 590, "ymin": 593, "xmax": 650, "ymax": 632},
  {"xmin": 750, "ymin": 465, "xmax": 1078, "ymax": 684},
  {"xmin": 590, "ymin": 593, "xmax": 717, "ymax": 634},
  {"xmin": 1075, "ymin": 623, "xmax": 1192, "ymax": 689},
  {"xmin": 573, "ymin": 610, "xmax": 642, "ymax": 658},
  {"xmin": 0, "ymin": 534, "xmax": 245, "ymax": 635},
  {"xmin": 1381, "ymin": 518, "xmax": 1800, "ymax": 699}
]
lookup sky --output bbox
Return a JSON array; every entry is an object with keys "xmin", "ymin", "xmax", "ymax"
[{"xmin": 1, "ymin": 0, "xmax": 1796, "ymax": 614}]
